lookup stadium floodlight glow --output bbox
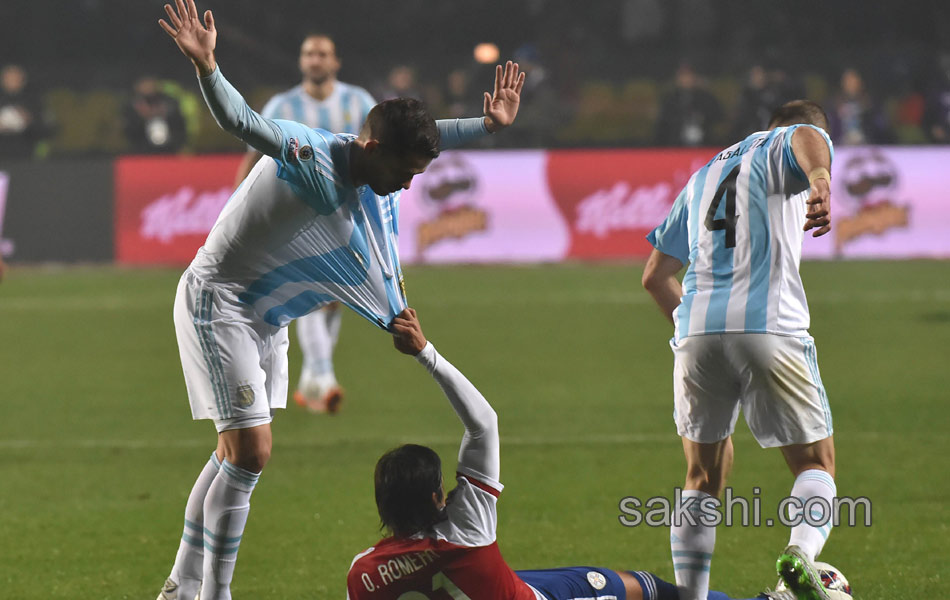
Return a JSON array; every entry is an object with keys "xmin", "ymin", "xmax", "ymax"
[{"xmin": 474, "ymin": 43, "xmax": 500, "ymax": 64}]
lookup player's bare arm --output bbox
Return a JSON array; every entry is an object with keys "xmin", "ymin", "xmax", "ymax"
[
  {"xmin": 791, "ymin": 126, "xmax": 832, "ymax": 237},
  {"xmin": 482, "ymin": 61, "xmax": 526, "ymax": 133},
  {"xmin": 391, "ymin": 308, "xmax": 428, "ymax": 355},
  {"xmin": 159, "ymin": 0, "xmax": 217, "ymax": 77},
  {"xmin": 642, "ymin": 249, "xmax": 684, "ymax": 324}
]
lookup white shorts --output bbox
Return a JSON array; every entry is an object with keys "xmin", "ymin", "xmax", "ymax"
[
  {"xmin": 174, "ymin": 270, "xmax": 289, "ymax": 432},
  {"xmin": 671, "ymin": 333, "xmax": 832, "ymax": 448}
]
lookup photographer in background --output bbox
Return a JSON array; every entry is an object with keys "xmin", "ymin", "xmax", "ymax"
[{"xmin": 0, "ymin": 64, "xmax": 49, "ymax": 159}]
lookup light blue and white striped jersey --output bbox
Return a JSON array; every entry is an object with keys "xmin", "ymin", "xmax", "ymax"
[
  {"xmin": 260, "ymin": 80, "xmax": 375, "ymax": 134},
  {"xmin": 193, "ymin": 67, "xmax": 489, "ymax": 331},
  {"xmin": 648, "ymin": 125, "xmax": 834, "ymax": 341},
  {"xmin": 192, "ymin": 124, "xmax": 406, "ymax": 330}
]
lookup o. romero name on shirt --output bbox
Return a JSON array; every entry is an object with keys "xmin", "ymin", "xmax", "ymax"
[{"xmin": 357, "ymin": 548, "xmax": 441, "ymax": 592}]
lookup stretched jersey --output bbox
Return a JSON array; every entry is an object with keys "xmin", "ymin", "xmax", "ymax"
[
  {"xmin": 190, "ymin": 123, "xmax": 406, "ymax": 330},
  {"xmin": 193, "ymin": 67, "xmax": 489, "ymax": 330},
  {"xmin": 648, "ymin": 125, "xmax": 834, "ymax": 341},
  {"xmin": 260, "ymin": 81, "xmax": 374, "ymax": 134},
  {"xmin": 346, "ymin": 473, "xmax": 537, "ymax": 600}
]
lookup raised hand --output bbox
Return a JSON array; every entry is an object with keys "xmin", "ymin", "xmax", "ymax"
[
  {"xmin": 158, "ymin": 0, "xmax": 217, "ymax": 76},
  {"xmin": 483, "ymin": 61, "xmax": 526, "ymax": 133},
  {"xmin": 804, "ymin": 179, "xmax": 831, "ymax": 237}
]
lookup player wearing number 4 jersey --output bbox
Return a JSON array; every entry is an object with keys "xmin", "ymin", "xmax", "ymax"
[
  {"xmin": 348, "ymin": 309, "xmax": 794, "ymax": 600},
  {"xmin": 643, "ymin": 101, "xmax": 840, "ymax": 600}
]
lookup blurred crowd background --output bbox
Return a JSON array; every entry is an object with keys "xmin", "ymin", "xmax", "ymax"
[{"xmin": 2, "ymin": 0, "xmax": 950, "ymax": 158}]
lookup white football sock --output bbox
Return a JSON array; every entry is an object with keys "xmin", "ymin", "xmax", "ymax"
[
  {"xmin": 787, "ymin": 469, "xmax": 837, "ymax": 561},
  {"xmin": 325, "ymin": 303, "xmax": 342, "ymax": 351},
  {"xmin": 296, "ymin": 310, "xmax": 337, "ymax": 390},
  {"xmin": 168, "ymin": 453, "xmax": 220, "ymax": 600},
  {"xmin": 200, "ymin": 460, "xmax": 260, "ymax": 600},
  {"xmin": 671, "ymin": 490, "xmax": 716, "ymax": 600}
]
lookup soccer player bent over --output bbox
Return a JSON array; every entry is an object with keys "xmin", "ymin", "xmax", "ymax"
[
  {"xmin": 642, "ymin": 101, "xmax": 838, "ymax": 600},
  {"xmin": 349, "ymin": 309, "xmax": 790, "ymax": 600},
  {"xmin": 155, "ymin": 2, "xmax": 524, "ymax": 599},
  {"xmin": 233, "ymin": 33, "xmax": 377, "ymax": 415}
]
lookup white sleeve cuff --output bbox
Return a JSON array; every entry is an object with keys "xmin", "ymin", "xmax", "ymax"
[{"xmin": 414, "ymin": 341, "xmax": 437, "ymax": 371}]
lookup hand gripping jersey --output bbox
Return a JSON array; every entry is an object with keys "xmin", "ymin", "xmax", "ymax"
[
  {"xmin": 194, "ymin": 67, "xmax": 488, "ymax": 330},
  {"xmin": 648, "ymin": 125, "xmax": 834, "ymax": 342},
  {"xmin": 346, "ymin": 473, "xmax": 535, "ymax": 600}
]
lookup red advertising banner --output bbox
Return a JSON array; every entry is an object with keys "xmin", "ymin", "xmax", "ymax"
[
  {"xmin": 113, "ymin": 147, "xmax": 950, "ymax": 266},
  {"xmin": 545, "ymin": 148, "xmax": 712, "ymax": 259},
  {"xmin": 115, "ymin": 154, "xmax": 241, "ymax": 265}
]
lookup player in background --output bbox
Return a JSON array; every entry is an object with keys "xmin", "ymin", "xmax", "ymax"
[
  {"xmin": 156, "ymin": 2, "xmax": 524, "ymax": 599},
  {"xmin": 642, "ymin": 100, "xmax": 837, "ymax": 600},
  {"xmin": 234, "ymin": 33, "xmax": 376, "ymax": 415},
  {"xmin": 348, "ymin": 308, "xmax": 799, "ymax": 600}
]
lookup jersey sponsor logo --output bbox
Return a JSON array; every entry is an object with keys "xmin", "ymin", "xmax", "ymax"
[
  {"xmin": 414, "ymin": 154, "xmax": 488, "ymax": 257},
  {"xmin": 834, "ymin": 148, "xmax": 910, "ymax": 252}
]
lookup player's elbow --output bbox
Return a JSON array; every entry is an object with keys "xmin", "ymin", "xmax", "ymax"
[
  {"xmin": 642, "ymin": 251, "xmax": 683, "ymax": 292},
  {"xmin": 473, "ymin": 407, "xmax": 499, "ymax": 439},
  {"xmin": 642, "ymin": 268, "xmax": 661, "ymax": 292}
]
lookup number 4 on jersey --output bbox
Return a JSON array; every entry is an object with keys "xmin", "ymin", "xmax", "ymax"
[{"xmin": 704, "ymin": 164, "xmax": 741, "ymax": 248}]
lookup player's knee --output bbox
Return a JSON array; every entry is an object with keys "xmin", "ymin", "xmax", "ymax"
[
  {"xmin": 685, "ymin": 466, "xmax": 726, "ymax": 495},
  {"xmin": 245, "ymin": 444, "xmax": 271, "ymax": 473},
  {"xmin": 615, "ymin": 571, "xmax": 644, "ymax": 600},
  {"xmin": 784, "ymin": 437, "xmax": 835, "ymax": 478},
  {"xmin": 229, "ymin": 439, "xmax": 271, "ymax": 473}
]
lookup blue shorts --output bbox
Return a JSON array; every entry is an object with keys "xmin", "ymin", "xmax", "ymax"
[{"xmin": 516, "ymin": 567, "xmax": 626, "ymax": 600}]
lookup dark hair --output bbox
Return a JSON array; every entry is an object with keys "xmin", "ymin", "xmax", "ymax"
[
  {"xmin": 768, "ymin": 100, "xmax": 829, "ymax": 131},
  {"xmin": 302, "ymin": 32, "xmax": 335, "ymax": 46},
  {"xmin": 374, "ymin": 444, "xmax": 444, "ymax": 537},
  {"xmin": 363, "ymin": 98, "xmax": 440, "ymax": 159}
]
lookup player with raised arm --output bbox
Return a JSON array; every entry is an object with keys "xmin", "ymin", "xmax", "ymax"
[
  {"xmin": 642, "ymin": 100, "xmax": 838, "ymax": 600},
  {"xmin": 348, "ymin": 309, "xmax": 800, "ymax": 600},
  {"xmin": 234, "ymin": 33, "xmax": 377, "ymax": 415},
  {"xmin": 155, "ymin": 2, "xmax": 524, "ymax": 599}
]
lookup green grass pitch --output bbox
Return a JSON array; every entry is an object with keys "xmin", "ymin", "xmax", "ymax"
[{"xmin": 0, "ymin": 261, "xmax": 947, "ymax": 599}]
